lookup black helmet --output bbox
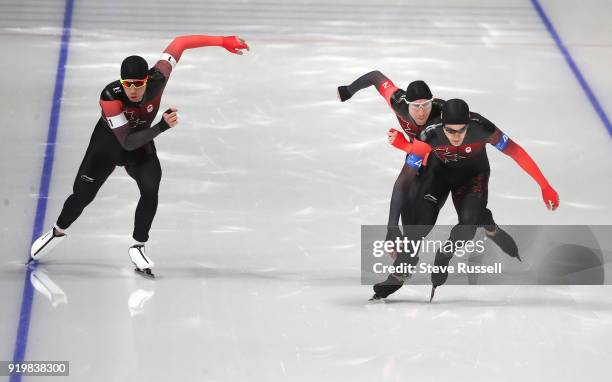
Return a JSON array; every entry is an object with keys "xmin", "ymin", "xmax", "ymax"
[
  {"xmin": 121, "ymin": 55, "xmax": 148, "ymax": 80},
  {"xmin": 442, "ymin": 99, "xmax": 470, "ymax": 124},
  {"xmin": 405, "ymin": 80, "xmax": 432, "ymax": 102}
]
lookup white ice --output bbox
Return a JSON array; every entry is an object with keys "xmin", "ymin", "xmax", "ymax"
[{"xmin": 1, "ymin": 0, "xmax": 612, "ymax": 381}]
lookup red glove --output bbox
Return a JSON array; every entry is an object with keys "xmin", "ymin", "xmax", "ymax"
[
  {"xmin": 389, "ymin": 129, "xmax": 410, "ymax": 151},
  {"xmin": 541, "ymin": 185, "xmax": 559, "ymax": 211},
  {"xmin": 388, "ymin": 129, "xmax": 432, "ymax": 157},
  {"xmin": 222, "ymin": 36, "xmax": 249, "ymax": 54}
]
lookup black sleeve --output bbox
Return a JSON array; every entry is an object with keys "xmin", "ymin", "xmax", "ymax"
[
  {"xmin": 110, "ymin": 110, "xmax": 172, "ymax": 151},
  {"xmin": 419, "ymin": 121, "xmax": 443, "ymax": 142},
  {"xmin": 100, "ymin": 81, "xmax": 172, "ymax": 151},
  {"xmin": 142, "ymin": 68, "xmax": 168, "ymax": 103},
  {"xmin": 100, "ymin": 83, "xmax": 121, "ymax": 102},
  {"xmin": 338, "ymin": 70, "xmax": 393, "ymax": 101},
  {"xmin": 470, "ymin": 112, "xmax": 497, "ymax": 133},
  {"xmin": 121, "ymin": 117, "xmax": 171, "ymax": 151}
]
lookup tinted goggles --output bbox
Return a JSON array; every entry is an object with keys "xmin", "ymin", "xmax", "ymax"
[
  {"xmin": 443, "ymin": 125, "xmax": 468, "ymax": 135},
  {"xmin": 120, "ymin": 76, "xmax": 148, "ymax": 89}
]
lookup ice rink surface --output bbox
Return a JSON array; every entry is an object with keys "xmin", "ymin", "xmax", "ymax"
[{"xmin": 1, "ymin": 0, "xmax": 612, "ymax": 381}]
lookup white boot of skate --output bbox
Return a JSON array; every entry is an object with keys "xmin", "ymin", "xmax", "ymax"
[
  {"xmin": 129, "ymin": 244, "xmax": 155, "ymax": 278},
  {"xmin": 30, "ymin": 227, "xmax": 67, "ymax": 262}
]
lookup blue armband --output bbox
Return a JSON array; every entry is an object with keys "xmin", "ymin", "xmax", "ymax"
[
  {"xmin": 494, "ymin": 133, "xmax": 510, "ymax": 152},
  {"xmin": 406, "ymin": 153, "xmax": 423, "ymax": 169}
]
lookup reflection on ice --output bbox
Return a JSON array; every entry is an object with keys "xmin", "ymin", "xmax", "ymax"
[
  {"xmin": 497, "ymin": 193, "xmax": 538, "ymax": 201},
  {"xmin": 156, "ymin": 152, "xmax": 211, "ymax": 166},
  {"xmin": 30, "ymin": 268, "xmax": 68, "ymax": 307},
  {"xmin": 128, "ymin": 289, "xmax": 155, "ymax": 317},
  {"xmin": 562, "ymin": 201, "xmax": 606, "ymax": 210}
]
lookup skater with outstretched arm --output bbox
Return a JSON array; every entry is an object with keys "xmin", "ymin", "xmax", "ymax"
[{"xmin": 30, "ymin": 35, "xmax": 249, "ymax": 277}]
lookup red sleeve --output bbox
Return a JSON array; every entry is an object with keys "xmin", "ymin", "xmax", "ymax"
[
  {"xmin": 154, "ymin": 35, "xmax": 225, "ymax": 76},
  {"xmin": 99, "ymin": 99, "xmax": 126, "ymax": 127},
  {"xmin": 100, "ymin": 99, "xmax": 122, "ymax": 115},
  {"xmin": 377, "ymin": 79, "xmax": 399, "ymax": 107},
  {"xmin": 501, "ymin": 139, "xmax": 550, "ymax": 189},
  {"xmin": 164, "ymin": 35, "xmax": 224, "ymax": 61}
]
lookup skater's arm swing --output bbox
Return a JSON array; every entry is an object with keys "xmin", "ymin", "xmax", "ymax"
[
  {"xmin": 388, "ymin": 129, "xmax": 432, "ymax": 169},
  {"xmin": 337, "ymin": 71, "xmax": 398, "ymax": 102},
  {"xmin": 489, "ymin": 130, "xmax": 559, "ymax": 210},
  {"xmin": 100, "ymin": 97, "xmax": 177, "ymax": 151},
  {"xmin": 154, "ymin": 35, "xmax": 249, "ymax": 77},
  {"xmin": 338, "ymin": 71, "xmax": 415, "ymax": 122}
]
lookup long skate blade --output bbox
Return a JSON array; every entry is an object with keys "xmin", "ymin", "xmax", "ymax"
[
  {"xmin": 135, "ymin": 268, "xmax": 155, "ymax": 279},
  {"xmin": 368, "ymin": 294, "xmax": 384, "ymax": 303},
  {"xmin": 429, "ymin": 287, "xmax": 436, "ymax": 303},
  {"xmin": 516, "ymin": 253, "xmax": 522, "ymax": 262}
]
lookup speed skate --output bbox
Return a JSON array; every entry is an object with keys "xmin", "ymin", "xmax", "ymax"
[
  {"xmin": 129, "ymin": 244, "xmax": 155, "ymax": 278},
  {"xmin": 29, "ymin": 226, "xmax": 67, "ymax": 263}
]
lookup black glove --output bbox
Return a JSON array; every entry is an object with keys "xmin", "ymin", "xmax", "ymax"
[
  {"xmin": 159, "ymin": 109, "xmax": 174, "ymax": 132},
  {"xmin": 337, "ymin": 85, "xmax": 352, "ymax": 102}
]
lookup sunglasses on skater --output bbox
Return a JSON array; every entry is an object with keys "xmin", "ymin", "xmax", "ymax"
[
  {"xmin": 443, "ymin": 125, "xmax": 468, "ymax": 135},
  {"xmin": 405, "ymin": 98, "xmax": 434, "ymax": 111},
  {"xmin": 120, "ymin": 76, "xmax": 148, "ymax": 89}
]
